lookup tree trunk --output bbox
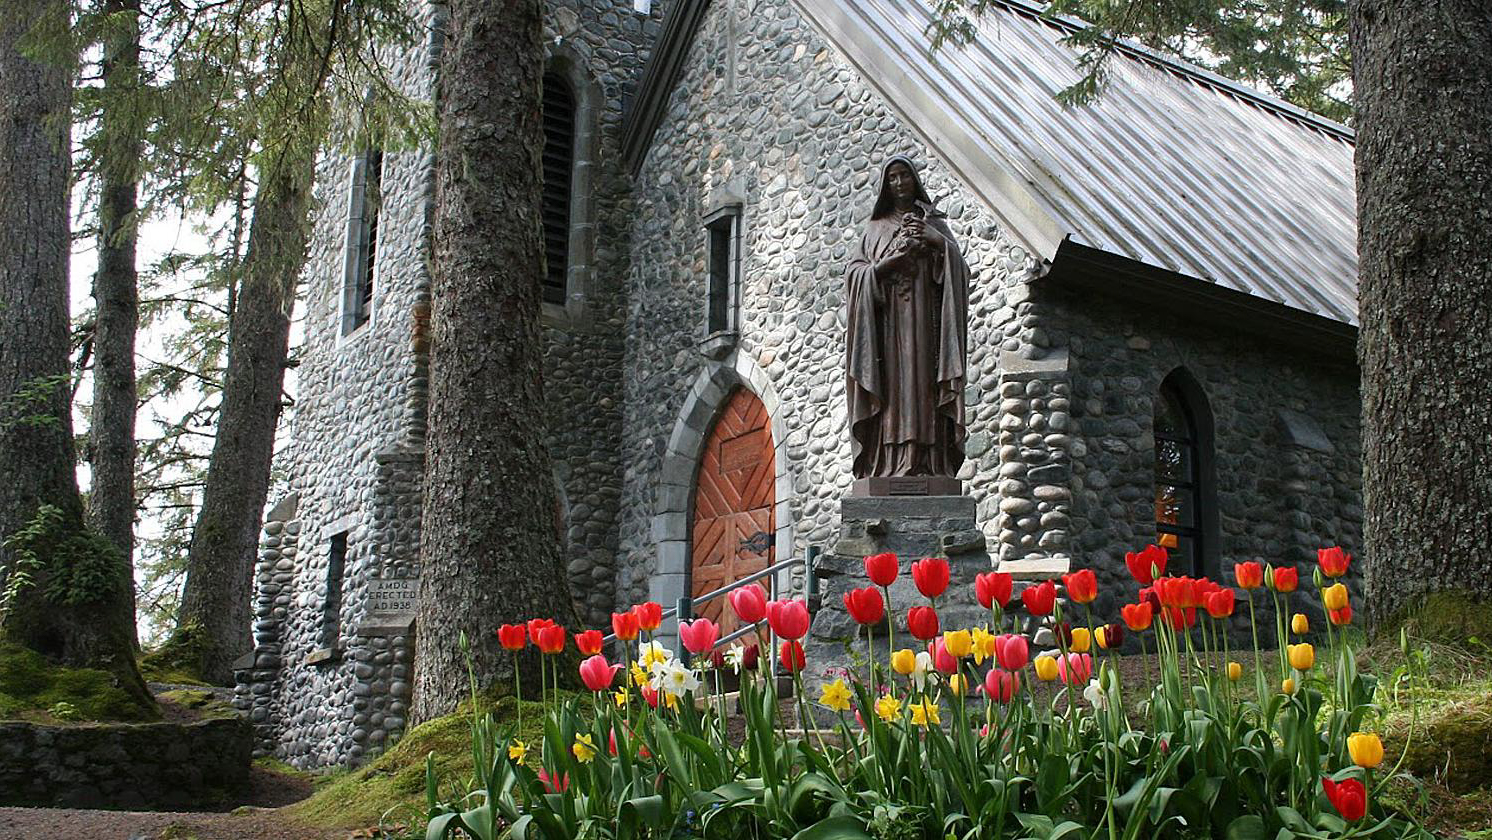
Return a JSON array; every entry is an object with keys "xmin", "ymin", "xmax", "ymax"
[
  {"xmin": 0, "ymin": 3, "xmax": 152, "ymax": 711},
  {"xmin": 172, "ymin": 143, "xmax": 317, "ymax": 685},
  {"xmin": 413, "ymin": 0, "xmax": 576, "ymax": 724},
  {"xmin": 88, "ymin": 0, "xmax": 143, "ymax": 648},
  {"xmin": 1352, "ymin": 0, "xmax": 1492, "ymax": 624}
]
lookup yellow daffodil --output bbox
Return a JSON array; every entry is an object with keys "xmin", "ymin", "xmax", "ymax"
[
  {"xmin": 891, "ymin": 648, "xmax": 917, "ymax": 675},
  {"xmin": 1069, "ymin": 627, "xmax": 1092, "ymax": 653},
  {"xmin": 875, "ymin": 693, "xmax": 902, "ymax": 723},
  {"xmin": 630, "ymin": 663, "xmax": 649, "ymax": 688},
  {"xmin": 1282, "ymin": 678, "xmax": 1297, "ymax": 695},
  {"xmin": 572, "ymin": 733, "xmax": 597, "ymax": 763},
  {"xmin": 1034, "ymin": 655, "xmax": 1059, "ymax": 682},
  {"xmin": 1227, "ymin": 662, "xmax": 1243, "ymax": 681},
  {"xmin": 508, "ymin": 740, "xmax": 528, "ymax": 763},
  {"xmin": 1292, "ymin": 613, "xmax": 1309, "ymax": 635},
  {"xmin": 943, "ymin": 629, "xmax": 973, "ymax": 658},
  {"xmin": 819, "ymin": 679, "xmax": 852, "ymax": 713},
  {"xmin": 909, "ymin": 699, "xmax": 941, "ymax": 727},
  {"xmin": 613, "ymin": 687, "xmax": 630, "ymax": 708},
  {"xmin": 947, "ymin": 673, "xmax": 968, "ymax": 695},
  {"xmin": 971, "ymin": 626, "xmax": 996, "ymax": 665},
  {"xmin": 1323, "ymin": 583, "xmax": 1349, "ymax": 611},
  {"xmin": 1348, "ymin": 732, "xmax": 1384, "ymax": 768},
  {"xmin": 1288, "ymin": 643, "xmax": 1315, "ymax": 671}
]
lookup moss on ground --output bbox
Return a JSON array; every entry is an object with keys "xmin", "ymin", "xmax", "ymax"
[
  {"xmin": 139, "ymin": 629, "xmax": 214, "ymax": 686},
  {"xmin": 1381, "ymin": 591, "xmax": 1492, "ymax": 648},
  {"xmin": 0, "ymin": 642, "xmax": 160, "ymax": 723},
  {"xmin": 289, "ymin": 691, "xmax": 552, "ymax": 831},
  {"xmin": 157, "ymin": 688, "xmax": 240, "ymax": 720}
]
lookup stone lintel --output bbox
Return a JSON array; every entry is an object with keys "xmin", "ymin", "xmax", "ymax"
[
  {"xmin": 998, "ymin": 347, "xmax": 1069, "ymax": 380},
  {"xmin": 997, "ymin": 555, "xmax": 1071, "ymax": 579}
]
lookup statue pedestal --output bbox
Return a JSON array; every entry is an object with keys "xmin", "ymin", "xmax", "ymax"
[
  {"xmin": 801, "ymin": 496, "xmax": 990, "ymax": 716},
  {"xmin": 850, "ymin": 476, "xmax": 963, "ymax": 497}
]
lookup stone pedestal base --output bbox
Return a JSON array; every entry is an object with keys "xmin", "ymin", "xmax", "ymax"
[{"xmin": 850, "ymin": 475, "xmax": 963, "ymax": 497}]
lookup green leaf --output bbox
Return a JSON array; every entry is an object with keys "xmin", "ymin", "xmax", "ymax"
[
  {"xmin": 788, "ymin": 815, "xmax": 872, "ymax": 840},
  {"xmin": 1226, "ymin": 814, "xmax": 1268, "ymax": 840}
]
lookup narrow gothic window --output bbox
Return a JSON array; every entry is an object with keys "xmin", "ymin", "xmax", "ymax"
[
  {"xmin": 1154, "ymin": 373, "xmax": 1211, "ymax": 576},
  {"xmin": 323, "ymin": 532, "xmax": 348, "ymax": 647},
  {"xmin": 704, "ymin": 206, "xmax": 741, "ymax": 336},
  {"xmin": 541, "ymin": 72, "xmax": 575, "ymax": 307},
  {"xmin": 343, "ymin": 148, "xmax": 380, "ymax": 334}
]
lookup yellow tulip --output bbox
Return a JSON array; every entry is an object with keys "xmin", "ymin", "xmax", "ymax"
[
  {"xmin": 1348, "ymin": 732, "xmax": 1385, "ymax": 769},
  {"xmin": 875, "ymin": 694, "xmax": 902, "ymax": 722},
  {"xmin": 1227, "ymin": 662, "xmax": 1243, "ymax": 681},
  {"xmin": 1292, "ymin": 613, "xmax": 1309, "ymax": 635},
  {"xmin": 1069, "ymin": 627, "xmax": 1092, "ymax": 653},
  {"xmin": 1288, "ymin": 643, "xmax": 1315, "ymax": 670},
  {"xmin": 891, "ymin": 648, "xmax": 917, "ymax": 675},
  {"xmin": 1282, "ymin": 678, "xmax": 1296, "ymax": 695},
  {"xmin": 943, "ymin": 629, "xmax": 973, "ymax": 658},
  {"xmin": 947, "ymin": 673, "xmax": 968, "ymax": 695},
  {"xmin": 1323, "ymin": 583, "xmax": 1349, "ymax": 611},
  {"xmin": 1034, "ymin": 655, "xmax": 1060, "ymax": 682}
]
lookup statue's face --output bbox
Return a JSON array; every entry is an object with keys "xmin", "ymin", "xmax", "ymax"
[{"xmin": 886, "ymin": 162, "xmax": 917, "ymax": 204}]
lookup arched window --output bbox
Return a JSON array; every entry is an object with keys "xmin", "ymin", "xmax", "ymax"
[
  {"xmin": 1154, "ymin": 369, "xmax": 1216, "ymax": 577},
  {"xmin": 540, "ymin": 71, "xmax": 575, "ymax": 307}
]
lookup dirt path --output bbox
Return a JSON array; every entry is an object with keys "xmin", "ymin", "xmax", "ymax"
[{"xmin": 0, "ymin": 805, "xmax": 357, "ymax": 840}]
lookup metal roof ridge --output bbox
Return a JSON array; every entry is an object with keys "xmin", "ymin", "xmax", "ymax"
[{"xmin": 980, "ymin": 0, "xmax": 1355, "ymax": 141}]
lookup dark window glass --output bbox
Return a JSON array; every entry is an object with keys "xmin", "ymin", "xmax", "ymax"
[
  {"xmin": 1154, "ymin": 384, "xmax": 1202, "ymax": 574},
  {"xmin": 707, "ymin": 215, "xmax": 735, "ymax": 334},
  {"xmin": 353, "ymin": 149, "xmax": 381, "ymax": 330},
  {"xmin": 324, "ymin": 533, "xmax": 348, "ymax": 647},
  {"xmin": 541, "ymin": 72, "xmax": 575, "ymax": 306}
]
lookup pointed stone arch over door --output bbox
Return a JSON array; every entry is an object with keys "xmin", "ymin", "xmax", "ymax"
[{"xmin": 691, "ymin": 388, "xmax": 775, "ymax": 637}]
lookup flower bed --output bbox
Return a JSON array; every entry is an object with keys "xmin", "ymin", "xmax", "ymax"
[{"xmin": 425, "ymin": 546, "xmax": 1437, "ymax": 839}]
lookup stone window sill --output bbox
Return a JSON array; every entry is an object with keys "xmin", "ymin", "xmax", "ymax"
[
  {"xmin": 698, "ymin": 330, "xmax": 738, "ymax": 360},
  {"xmin": 305, "ymin": 647, "xmax": 342, "ymax": 666}
]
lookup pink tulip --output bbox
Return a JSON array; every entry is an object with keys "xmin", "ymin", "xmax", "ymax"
[
  {"xmin": 766, "ymin": 598, "xmax": 810, "ymax": 640},
  {"xmin": 929, "ymin": 637, "xmax": 958, "ymax": 674},
  {"xmin": 1056, "ymin": 652, "xmax": 1093, "ymax": 685},
  {"xmin": 994, "ymin": 634, "xmax": 1029, "ymax": 671},
  {"xmin": 728, "ymin": 583, "xmax": 768, "ymax": 624},
  {"xmin": 983, "ymin": 668, "xmax": 1019, "ymax": 703},
  {"xmin": 579, "ymin": 654, "xmax": 622, "ymax": 692},
  {"xmin": 678, "ymin": 618, "xmax": 720, "ymax": 655}
]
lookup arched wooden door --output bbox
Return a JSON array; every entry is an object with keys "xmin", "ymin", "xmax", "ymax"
[{"xmin": 691, "ymin": 388, "xmax": 775, "ymax": 637}]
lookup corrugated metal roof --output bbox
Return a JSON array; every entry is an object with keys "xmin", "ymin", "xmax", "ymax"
[{"xmin": 792, "ymin": 0, "xmax": 1359, "ymax": 326}]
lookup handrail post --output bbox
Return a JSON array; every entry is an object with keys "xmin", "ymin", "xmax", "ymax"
[
  {"xmin": 805, "ymin": 545, "xmax": 821, "ymax": 612},
  {"xmin": 675, "ymin": 595, "xmax": 692, "ymax": 665}
]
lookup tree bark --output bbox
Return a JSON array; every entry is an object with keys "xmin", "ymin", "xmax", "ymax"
[
  {"xmin": 172, "ymin": 142, "xmax": 316, "ymax": 684},
  {"xmin": 88, "ymin": 0, "xmax": 143, "ymax": 647},
  {"xmin": 413, "ymin": 0, "xmax": 577, "ymax": 724},
  {"xmin": 1352, "ymin": 0, "xmax": 1492, "ymax": 624},
  {"xmin": 0, "ymin": 3, "xmax": 152, "ymax": 711}
]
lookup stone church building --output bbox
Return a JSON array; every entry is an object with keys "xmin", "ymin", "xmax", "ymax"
[{"xmin": 237, "ymin": 0, "xmax": 1362, "ymax": 767}]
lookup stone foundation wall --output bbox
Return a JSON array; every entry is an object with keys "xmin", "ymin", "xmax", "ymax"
[{"xmin": 0, "ymin": 718, "xmax": 251, "ymax": 810}]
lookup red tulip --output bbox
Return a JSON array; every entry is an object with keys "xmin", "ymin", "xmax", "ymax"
[
  {"xmin": 537, "ymin": 768, "xmax": 569, "ymax": 793},
  {"xmin": 1062, "ymin": 569, "xmax": 1098, "ymax": 604},
  {"xmin": 864, "ymin": 552, "xmax": 899, "ymax": 587},
  {"xmin": 1322, "ymin": 777, "xmax": 1367, "ymax": 822},
  {"xmin": 574, "ymin": 629, "xmax": 604, "ymax": 656},
  {"xmin": 739, "ymin": 643, "xmax": 760, "ymax": 671},
  {"xmin": 727, "ymin": 583, "xmax": 768, "ymax": 624},
  {"xmin": 766, "ymin": 598, "xmax": 810, "ymax": 640},
  {"xmin": 912, "ymin": 557, "xmax": 951, "ymax": 599},
  {"xmin": 632, "ymin": 601, "xmax": 663, "ymax": 631},
  {"xmin": 641, "ymin": 685, "xmax": 660, "ymax": 708},
  {"xmin": 1057, "ymin": 652, "xmax": 1092, "ymax": 685},
  {"xmin": 1234, "ymin": 561, "xmax": 1264, "ymax": 590},
  {"xmin": 1318, "ymin": 546, "xmax": 1352, "ymax": 578},
  {"xmin": 975, "ymin": 571, "xmax": 1013, "ymax": 609},
  {"xmin": 535, "ymin": 623, "xmax": 566, "ymax": 654},
  {"xmin": 929, "ymin": 637, "xmax": 957, "ymax": 674},
  {"xmin": 611, "ymin": 611, "xmax": 640, "ymax": 641},
  {"xmin": 778, "ymin": 639, "xmax": 805, "ymax": 672},
  {"xmin": 984, "ymin": 668, "xmax": 1019, "ymax": 703},
  {"xmin": 1155, "ymin": 576, "xmax": 1197, "ymax": 609},
  {"xmin": 1138, "ymin": 586, "xmax": 1162, "ymax": 613},
  {"xmin": 1159, "ymin": 606, "xmax": 1196, "ymax": 630},
  {"xmin": 678, "ymin": 618, "xmax": 720, "ymax": 655},
  {"xmin": 1203, "ymin": 589, "xmax": 1235, "ymax": 619},
  {"xmin": 1124, "ymin": 544, "xmax": 1168, "ymax": 585},
  {"xmin": 497, "ymin": 624, "xmax": 526, "ymax": 651},
  {"xmin": 579, "ymin": 654, "xmax": 622, "ymax": 691},
  {"xmin": 1329, "ymin": 605, "xmax": 1353, "ymax": 626},
  {"xmin": 1021, "ymin": 580, "xmax": 1057, "ymax": 616},
  {"xmin": 994, "ymin": 633, "xmax": 1029, "ymax": 671},
  {"xmin": 1269, "ymin": 566, "xmax": 1299, "ymax": 593},
  {"xmin": 843, "ymin": 586, "xmax": 885, "ymax": 625},
  {"xmin": 1121, "ymin": 602, "xmax": 1153, "ymax": 631},
  {"xmin": 527, "ymin": 617, "xmax": 555, "ymax": 640},
  {"xmin": 906, "ymin": 606, "xmax": 940, "ymax": 640}
]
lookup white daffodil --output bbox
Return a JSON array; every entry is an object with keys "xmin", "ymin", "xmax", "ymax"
[
  {"xmin": 723, "ymin": 645, "xmax": 745, "ymax": 674},
  {"xmin": 1083, "ymin": 678, "xmax": 1109, "ymax": 711},
  {"xmin": 638, "ymin": 640, "xmax": 671, "ymax": 670},
  {"xmin": 655, "ymin": 660, "xmax": 701, "ymax": 698},
  {"xmin": 912, "ymin": 650, "xmax": 934, "ymax": 691}
]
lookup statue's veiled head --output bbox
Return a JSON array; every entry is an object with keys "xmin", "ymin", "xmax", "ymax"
[{"xmin": 872, "ymin": 155, "xmax": 935, "ymax": 219}]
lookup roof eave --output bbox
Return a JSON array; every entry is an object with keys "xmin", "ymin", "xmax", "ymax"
[
  {"xmin": 621, "ymin": 0, "xmax": 714, "ymax": 175},
  {"xmin": 1039, "ymin": 238, "xmax": 1359, "ymax": 362}
]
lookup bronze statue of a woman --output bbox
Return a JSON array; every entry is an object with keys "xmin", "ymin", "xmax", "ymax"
[{"xmin": 846, "ymin": 156, "xmax": 969, "ymax": 494}]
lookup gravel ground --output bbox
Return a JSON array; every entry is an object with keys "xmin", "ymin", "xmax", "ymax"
[{"xmin": 0, "ymin": 805, "xmax": 353, "ymax": 840}]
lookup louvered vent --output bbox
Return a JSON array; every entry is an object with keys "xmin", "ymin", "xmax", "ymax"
[{"xmin": 541, "ymin": 72, "xmax": 574, "ymax": 306}]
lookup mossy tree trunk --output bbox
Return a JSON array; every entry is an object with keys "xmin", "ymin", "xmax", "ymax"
[
  {"xmin": 412, "ymin": 0, "xmax": 578, "ymax": 724},
  {"xmin": 87, "ymin": 0, "xmax": 144, "ymax": 649},
  {"xmin": 1351, "ymin": 0, "xmax": 1492, "ymax": 625},
  {"xmin": 0, "ymin": 2, "xmax": 152, "ymax": 713}
]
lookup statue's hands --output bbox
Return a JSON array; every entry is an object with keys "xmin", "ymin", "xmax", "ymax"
[
  {"xmin": 875, "ymin": 245, "xmax": 914, "ymax": 276},
  {"xmin": 904, "ymin": 217, "xmax": 945, "ymax": 249}
]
